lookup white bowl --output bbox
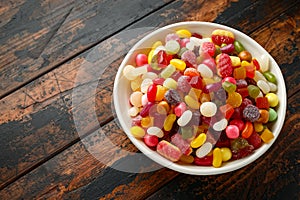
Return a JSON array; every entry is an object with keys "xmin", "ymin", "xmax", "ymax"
[{"xmin": 113, "ymin": 21, "xmax": 287, "ymax": 175}]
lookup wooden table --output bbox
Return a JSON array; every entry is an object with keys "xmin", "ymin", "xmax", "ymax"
[{"xmin": 0, "ymin": 0, "xmax": 299, "ymax": 199}]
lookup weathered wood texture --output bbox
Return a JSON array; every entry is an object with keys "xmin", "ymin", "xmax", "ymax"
[
  {"xmin": 0, "ymin": 0, "xmax": 174, "ymax": 98},
  {"xmin": 0, "ymin": 0, "xmax": 299, "ymax": 199}
]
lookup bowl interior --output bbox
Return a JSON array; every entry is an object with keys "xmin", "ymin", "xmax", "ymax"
[{"xmin": 113, "ymin": 21, "xmax": 286, "ymax": 175}]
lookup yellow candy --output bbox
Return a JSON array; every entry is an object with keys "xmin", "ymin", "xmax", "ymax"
[
  {"xmin": 230, "ymin": 56, "xmax": 241, "ymax": 67},
  {"xmin": 260, "ymin": 128, "xmax": 274, "ymax": 143},
  {"xmin": 254, "ymin": 122, "xmax": 264, "ymax": 132},
  {"xmin": 148, "ymin": 49, "xmax": 154, "ymax": 64},
  {"xmin": 212, "ymin": 148, "xmax": 222, "ymax": 168},
  {"xmin": 241, "ymin": 60, "xmax": 252, "ymax": 67},
  {"xmin": 233, "ymin": 66, "xmax": 246, "ymax": 79},
  {"xmin": 176, "ymin": 29, "xmax": 192, "ymax": 38},
  {"xmin": 130, "ymin": 126, "xmax": 145, "ymax": 138},
  {"xmin": 188, "ymin": 88, "xmax": 202, "ymax": 100},
  {"xmin": 190, "ymin": 133, "xmax": 206, "ymax": 148},
  {"xmin": 184, "ymin": 95, "xmax": 200, "ymax": 109},
  {"xmin": 152, "ymin": 41, "xmax": 163, "ymax": 50},
  {"xmin": 200, "ymin": 93, "xmax": 211, "ymax": 103},
  {"xmin": 158, "ymin": 101, "xmax": 170, "ymax": 113},
  {"xmin": 179, "ymin": 154, "xmax": 194, "ymax": 164},
  {"xmin": 163, "ymin": 114, "xmax": 176, "ymax": 131},
  {"xmin": 226, "ymin": 92, "xmax": 242, "ymax": 108},
  {"xmin": 141, "ymin": 116, "xmax": 152, "ymax": 128},
  {"xmin": 170, "ymin": 59, "xmax": 186, "ymax": 71},
  {"xmin": 202, "ymin": 78, "xmax": 216, "ymax": 85},
  {"xmin": 131, "ymin": 77, "xmax": 142, "ymax": 91},
  {"xmin": 155, "ymin": 85, "xmax": 167, "ymax": 101},
  {"xmin": 265, "ymin": 93, "xmax": 279, "ymax": 107},
  {"xmin": 220, "ymin": 147, "xmax": 232, "ymax": 162}
]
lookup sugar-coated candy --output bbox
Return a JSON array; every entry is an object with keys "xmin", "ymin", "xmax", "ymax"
[
  {"xmin": 200, "ymin": 102, "xmax": 217, "ymax": 117},
  {"xmin": 164, "ymin": 89, "xmax": 181, "ymax": 105},
  {"xmin": 243, "ymin": 105, "xmax": 260, "ymax": 122},
  {"xmin": 256, "ymin": 97, "xmax": 270, "ymax": 109},
  {"xmin": 177, "ymin": 75, "xmax": 191, "ymax": 93},
  {"xmin": 157, "ymin": 140, "xmax": 182, "ymax": 162},
  {"xmin": 181, "ymin": 50, "xmax": 197, "ymax": 67},
  {"xmin": 171, "ymin": 133, "xmax": 192, "ymax": 155},
  {"xmin": 268, "ymin": 108, "xmax": 277, "ymax": 122},
  {"xmin": 143, "ymin": 134, "xmax": 159, "ymax": 147},
  {"xmin": 189, "ymin": 76, "xmax": 203, "ymax": 89},
  {"xmin": 203, "ymin": 82, "xmax": 222, "ymax": 93},
  {"xmin": 202, "ymin": 42, "xmax": 216, "ymax": 57},
  {"xmin": 216, "ymin": 53, "xmax": 233, "ymax": 78},
  {"xmin": 265, "ymin": 93, "xmax": 279, "ymax": 107},
  {"xmin": 211, "ymin": 29, "xmax": 234, "ymax": 45},
  {"xmin": 177, "ymin": 110, "xmax": 193, "ymax": 127}
]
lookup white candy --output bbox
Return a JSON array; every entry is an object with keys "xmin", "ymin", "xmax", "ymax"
[
  {"xmin": 128, "ymin": 106, "xmax": 139, "ymax": 117},
  {"xmin": 153, "ymin": 45, "xmax": 166, "ymax": 56},
  {"xmin": 253, "ymin": 70, "xmax": 267, "ymax": 82},
  {"xmin": 147, "ymin": 126, "xmax": 164, "ymax": 138},
  {"xmin": 129, "ymin": 91, "xmax": 143, "ymax": 107},
  {"xmin": 196, "ymin": 142, "xmax": 213, "ymax": 158},
  {"xmin": 213, "ymin": 118, "xmax": 228, "ymax": 131},
  {"xmin": 200, "ymin": 102, "xmax": 217, "ymax": 117},
  {"xmin": 268, "ymin": 81, "xmax": 277, "ymax": 92},
  {"xmin": 132, "ymin": 65, "xmax": 147, "ymax": 76},
  {"xmin": 177, "ymin": 110, "xmax": 193, "ymax": 127},
  {"xmin": 257, "ymin": 80, "xmax": 270, "ymax": 94},
  {"xmin": 141, "ymin": 78, "xmax": 153, "ymax": 93},
  {"xmin": 123, "ymin": 65, "xmax": 137, "ymax": 80},
  {"xmin": 142, "ymin": 72, "xmax": 158, "ymax": 80},
  {"xmin": 197, "ymin": 63, "xmax": 213, "ymax": 78},
  {"xmin": 259, "ymin": 54, "xmax": 270, "ymax": 72}
]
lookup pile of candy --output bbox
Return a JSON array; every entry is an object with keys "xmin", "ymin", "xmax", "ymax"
[{"xmin": 123, "ymin": 28, "xmax": 279, "ymax": 167}]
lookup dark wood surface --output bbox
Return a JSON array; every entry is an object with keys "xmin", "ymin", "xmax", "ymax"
[{"xmin": 0, "ymin": 0, "xmax": 299, "ymax": 199}]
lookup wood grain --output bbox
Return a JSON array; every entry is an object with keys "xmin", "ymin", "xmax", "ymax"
[{"xmin": 0, "ymin": 0, "xmax": 299, "ymax": 199}]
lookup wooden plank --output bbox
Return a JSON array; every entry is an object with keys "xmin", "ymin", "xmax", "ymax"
[
  {"xmin": 0, "ymin": 0, "xmax": 174, "ymax": 98},
  {"xmin": 0, "ymin": 0, "xmax": 299, "ymax": 191},
  {"xmin": 146, "ymin": 94, "xmax": 300, "ymax": 200}
]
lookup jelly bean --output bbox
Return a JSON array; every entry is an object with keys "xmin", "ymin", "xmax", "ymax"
[
  {"xmin": 155, "ymin": 85, "xmax": 167, "ymax": 101},
  {"xmin": 265, "ymin": 93, "xmax": 279, "ymax": 107},
  {"xmin": 176, "ymin": 29, "xmax": 192, "ymax": 38},
  {"xmin": 142, "ymin": 72, "xmax": 158, "ymax": 80},
  {"xmin": 219, "ymin": 104, "xmax": 234, "ymax": 119},
  {"xmin": 211, "ymin": 29, "xmax": 235, "ymax": 45},
  {"xmin": 160, "ymin": 64, "xmax": 176, "ymax": 79},
  {"xmin": 263, "ymin": 71, "xmax": 276, "ymax": 84},
  {"xmin": 260, "ymin": 128, "xmax": 274, "ymax": 143},
  {"xmin": 220, "ymin": 147, "xmax": 232, "ymax": 161},
  {"xmin": 254, "ymin": 122, "xmax": 264, "ymax": 132},
  {"xmin": 247, "ymin": 85, "xmax": 260, "ymax": 98},
  {"xmin": 233, "ymin": 66, "xmax": 246, "ymax": 79},
  {"xmin": 170, "ymin": 58, "xmax": 186, "ymax": 71},
  {"xmin": 257, "ymin": 109, "xmax": 269, "ymax": 124},
  {"xmin": 241, "ymin": 121, "xmax": 253, "ymax": 138},
  {"xmin": 153, "ymin": 77, "xmax": 165, "ymax": 86},
  {"xmin": 152, "ymin": 41, "xmax": 163, "ymax": 50},
  {"xmin": 164, "ymin": 89, "xmax": 181, "ymax": 105},
  {"xmin": 253, "ymin": 70, "xmax": 267, "ymax": 82},
  {"xmin": 141, "ymin": 116, "xmax": 152, "ymax": 128},
  {"xmin": 203, "ymin": 82, "xmax": 222, "ymax": 93},
  {"xmin": 143, "ymin": 134, "xmax": 159, "ymax": 147},
  {"xmin": 148, "ymin": 49, "xmax": 155, "ymax": 64},
  {"xmin": 140, "ymin": 102, "xmax": 154, "ymax": 117},
  {"xmin": 229, "ymin": 119, "xmax": 245, "ymax": 131},
  {"xmin": 213, "ymin": 118, "xmax": 228, "ymax": 131},
  {"xmin": 162, "ymin": 78, "xmax": 177, "ymax": 90},
  {"xmin": 222, "ymin": 81, "xmax": 236, "ymax": 93},
  {"xmin": 268, "ymin": 108, "xmax": 277, "ymax": 122},
  {"xmin": 200, "ymin": 102, "xmax": 217, "ymax": 117},
  {"xmin": 243, "ymin": 105, "xmax": 260, "ymax": 122},
  {"xmin": 226, "ymin": 92, "xmax": 242, "ymax": 108},
  {"xmin": 147, "ymin": 126, "xmax": 164, "ymax": 138},
  {"xmin": 130, "ymin": 126, "xmax": 145, "ymax": 138},
  {"xmin": 132, "ymin": 65, "xmax": 148, "ymax": 76},
  {"xmin": 238, "ymin": 50, "xmax": 252, "ymax": 62},
  {"xmin": 130, "ymin": 91, "xmax": 143, "ymax": 107},
  {"xmin": 135, "ymin": 53, "xmax": 148, "ymax": 66},
  {"xmin": 233, "ymin": 40, "xmax": 245, "ymax": 53},
  {"xmin": 141, "ymin": 78, "xmax": 153, "ymax": 93},
  {"xmin": 226, "ymin": 125, "xmax": 239, "ymax": 139},
  {"xmin": 184, "ymin": 95, "xmax": 200, "ymax": 109},
  {"xmin": 252, "ymin": 58, "xmax": 260, "ymax": 70},
  {"xmin": 268, "ymin": 82, "xmax": 277, "ymax": 92},
  {"xmin": 123, "ymin": 65, "xmax": 137, "ymax": 80},
  {"xmin": 256, "ymin": 97, "xmax": 270, "ymax": 109},
  {"xmin": 196, "ymin": 142, "xmax": 213, "ymax": 158},
  {"xmin": 222, "ymin": 77, "xmax": 236, "ymax": 84},
  {"xmin": 220, "ymin": 43, "xmax": 234, "ymax": 54},
  {"xmin": 128, "ymin": 106, "xmax": 139, "ymax": 117},
  {"xmin": 179, "ymin": 154, "xmax": 194, "ymax": 164},
  {"xmin": 158, "ymin": 101, "xmax": 170, "ymax": 113},
  {"xmin": 190, "ymin": 133, "xmax": 206, "ymax": 148},
  {"xmin": 165, "ymin": 40, "xmax": 180, "ymax": 55},
  {"xmin": 177, "ymin": 110, "xmax": 193, "ymax": 126},
  {"xmin": 191, "ymin": 32, "xmax": 203, "ymax": 39},
  {"xmin": 212, "ymin": 148, "xmax": 222, "ymax": 167},
  {"xmin": 163, "ymin": 114, "xmax": 177, "ymax": 131},
  {"xmin": 257, "ymin": 80, "xmax": 270, "ymax": 94},
  {"xmin": 156, "ymin": 103, "xmax": 168, "ymax": 115},
  {"xmin": 194, "ymin": 155, "xmax": 213, "ymax": 166},
  {"xmin": 147, "ymin": 84, "xmax": 157, "ymax": 102},
  {"xmin": 157, "ymin": 140, "xmax": 182, "ymax": 162}
]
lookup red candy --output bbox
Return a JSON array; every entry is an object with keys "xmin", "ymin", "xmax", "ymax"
[
  {"xmin": 216, "ymin": 53, "xmax": 233, "ymax": 78},
  {"xmin": 135, "ymin": 53, "xmax": 148, "ymax": 66},
  {"xmin": 147, "ymin": 84, "xmax": 157, "ymax": 102},
  {"xmin": 202, "ymin": 42, "xmax": 216, "ymax": 57},
  {"xmin": 144, "ymin": 134, "xmax": 159, "ymax": 147}
]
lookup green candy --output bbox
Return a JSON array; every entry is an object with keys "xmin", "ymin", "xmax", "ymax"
[
  {"xmin": 268, "ymin": 108, "xmax": 278, "ymax": 122},
  {"xmin": 233, "ymin": 40, "xmax": 245, "ymax": 53},
  {"xmin": 247, "ymin": 85, "xmax": 260, "ymax": 98},
  {"xmin": 263, "ymin": 72, "xmax": 277, "ymax": 84},
  {"xmin": 181, "ymin": 126, "xmax": 194, "ymax": 139},
  {"xmin": 222, "ymin": 81, "xmax": 236, "ymax": 93},
  {"xmin": 165, "ymin": 40, "xmax": 180, "ymax": 55}
]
